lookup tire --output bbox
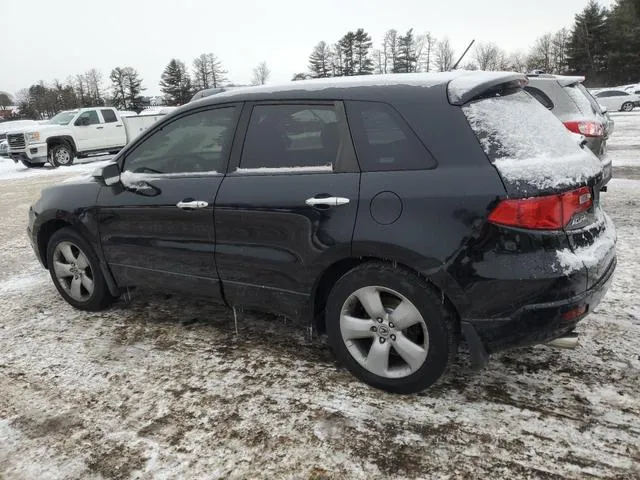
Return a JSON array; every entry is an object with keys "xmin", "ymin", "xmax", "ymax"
[
  {"xmin": 20, "ymin": 160, "xmax": 46, "ymax": 168},
  {"xmin": 50, "ymin": 144, "xmax": 75, "ymax": 167},
  {"xmin": 326, "ymin": 262, "xmax": 459, "ymax": 394},
  {"xmin": 621, "ymin": 102, "xmax": 634, "ymax": 112},
  {"xmin": 46, "ymin": 227, "xmax": 116, "ymax": 311}
]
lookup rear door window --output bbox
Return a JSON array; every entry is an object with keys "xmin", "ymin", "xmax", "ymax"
[
  {"xmin": 239, "ymin": 103, "xmax": 351, "ymax": 172},
  {"xmin": 101, "ymin": 109, "xmax": 118, "ymax": 123},
  {"xmin": 346, "ymin": 101, "xmax": 435, "ymax": 171}
]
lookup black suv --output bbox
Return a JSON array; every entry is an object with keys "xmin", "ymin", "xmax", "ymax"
[{"xmin": 28, "ymin": 72, "xmax": 616, "ymax": 393}]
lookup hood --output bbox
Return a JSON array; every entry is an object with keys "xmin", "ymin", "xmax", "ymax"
[{"xmin": 18, "ymin": 123, "xmax": 70, "ymax": 135}]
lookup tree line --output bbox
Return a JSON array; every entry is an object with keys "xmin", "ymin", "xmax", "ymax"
[{"xmin": 5, "ymin": 0, "xmax": 639, "ymax": 119}]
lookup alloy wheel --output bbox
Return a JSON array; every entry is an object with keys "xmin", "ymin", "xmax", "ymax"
[
  {"xmin": 52, "ymin": 241, "xmax": 94, "ymax": 302},
  {"xmin": 55, "ymin": 148, "xmax": 72, "ymax": 165},
  {"xmin": 340, "ymin": 286, "xmax": 429, "ymax": 379}
]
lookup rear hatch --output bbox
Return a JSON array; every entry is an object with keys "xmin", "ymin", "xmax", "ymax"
[{"xmin": 457, "ymin": 83, "xmax": 615, "ymax": 289}]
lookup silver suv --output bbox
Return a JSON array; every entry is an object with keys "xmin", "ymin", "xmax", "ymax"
[{"xmin": 526, "ymin": 74, "xmax": 612, "ymax": 185}]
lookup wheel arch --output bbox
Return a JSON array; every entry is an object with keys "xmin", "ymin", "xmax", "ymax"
[
  {"xmin": 311, "ymin": 256, "xmax": 464, "ymax": 335},
  {"xmin": 47, "ymin": 136, "xmax": 77, "ymax": 155}
]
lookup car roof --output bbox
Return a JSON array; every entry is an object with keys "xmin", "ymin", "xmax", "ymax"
[
  {"xmin": 188, "ymin": 71, "xmax": 526, "ymax": 107},
  {"xmin": 527, "ymin": 74, "xmax": 586, "ymax": 87}
]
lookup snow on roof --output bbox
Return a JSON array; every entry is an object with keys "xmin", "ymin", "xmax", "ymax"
[{"xmin": 211, "ymin": 71, "xmax": 525, "ymax": 102}]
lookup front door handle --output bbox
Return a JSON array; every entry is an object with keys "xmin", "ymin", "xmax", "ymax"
[
  {"xmin": 116, "ymin": 124, "xmax": 123, "ymax": 128},
  {"xmin": 305, "ymin": 196, "xmax": 350, "ymax": 207},
  {"xmin": 177, "ymin": 200, "xmax": 208, "ymax": 209},
  {"xmin": 96, "ymin": 126, "xmax": 104, "ymax": 129}
]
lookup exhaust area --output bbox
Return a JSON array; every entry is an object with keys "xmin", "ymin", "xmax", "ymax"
[{"xmin": 547, "ymin": 331, "xmax": 579, "ymax": 349}]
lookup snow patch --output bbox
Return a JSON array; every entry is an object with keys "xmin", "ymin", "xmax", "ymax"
[
  {"xmin": 235, "ymin": 165, "xmax": 332, "ymax": 174},
  {"xmin": 120, "ymin": 170, "xmax": 220, "ymax": 188},
  {"xmin": 556, "ymin": 210, "xmax": 617, "ymax": 274},
  {"xmin": 464, "ymin": 91, "xmax": 602, "ymax": 190}
]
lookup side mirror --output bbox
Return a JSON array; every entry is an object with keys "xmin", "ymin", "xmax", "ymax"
[
  {"xmin": 599, "ymin": 105, "xmax": 608, "ymax": 114},
  {"xmin": 94, "ymin": 163, "xmax": 121, "ymax": 186}
]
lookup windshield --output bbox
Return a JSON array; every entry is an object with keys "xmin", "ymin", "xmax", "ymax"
[{"xmin": 48, "ymin": 111, "xmax": 77, "ymax": 125}]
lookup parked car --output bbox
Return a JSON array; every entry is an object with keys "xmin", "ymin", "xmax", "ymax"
[
  {"xmin": 0, "ymin": 139, "xmax": 8, "ymax": 157},
  {"xmin": 28, "ymin": 72, "xmax": 616, "ymax": 393},
  {"xmin": 7, "ymin": 108, "xmax": 167, "ymax": 168},
  {"xmin": 594, "ymin": 89, "xmax": 640, "ymax": 112},
  {"xmin": 525, "ymin": 74, "xmax": 613, "ymax": 185}
]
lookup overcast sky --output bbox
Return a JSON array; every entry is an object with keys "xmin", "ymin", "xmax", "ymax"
[{"xmin": 1, "ymin": 0, "xmax": 611, "ymax": 98}]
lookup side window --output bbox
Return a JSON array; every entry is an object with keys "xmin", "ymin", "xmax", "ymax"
[
  {"xmin": 524, "ymin": 86, "xmax": 554, "ymax": 110},
  {"xmin": 123, "ymin": 107, "xmax": 236, "ymax": 175},
  {"xmin": 77, "ymin": 110, "xmax": 100, "ymax": 126},
  {"xmin": 101, "ymin": 109, "xmax": 117, "ymax": 123},
  {"xmin": 239, "ymin": 104, "xmax": 344, "ymax": 172},
  {"xmin": 346, "ymin": 101, "xmax": 436, "ymax": 172}
]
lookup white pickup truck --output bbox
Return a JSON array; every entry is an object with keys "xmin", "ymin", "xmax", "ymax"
[{"xmin": 7, "ymin": 107, "xmax": 166, "ymax": 168}]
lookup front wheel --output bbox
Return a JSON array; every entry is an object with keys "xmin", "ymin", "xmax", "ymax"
[
  {"xmin": 621, "ymin": 102, "xmax": 635, "ymax": 112},
  {"xmin": 47, "ymin": 227, "xmax": 117, "ymax": 311},
  {"xmin": 326, "ymin": 262, "xmax": 459, "ymax": 394},
  {"xmin": 50, "ymin": 144, "xmax": 75, "ymax": 167}
]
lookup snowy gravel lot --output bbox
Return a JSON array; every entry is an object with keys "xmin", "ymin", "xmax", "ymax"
[{"xmin": 1, "ymin": 117, "xmax": 639, "ymax": 479}]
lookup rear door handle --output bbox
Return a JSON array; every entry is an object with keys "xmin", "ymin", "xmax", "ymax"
[
  {"xmin": 305, "ymin": 196, "xmax": 350, "ymax": 207},
  {"xmin": 116, "ymin": 124, "xmax": 123, "ymax": 127},
  {"xmin": 96, "ymin": 126, "xmax": 104, "ymax": 129},
  {"xmin": 177, "ymin": 200, "xmax": 208, "ymax": 209}
]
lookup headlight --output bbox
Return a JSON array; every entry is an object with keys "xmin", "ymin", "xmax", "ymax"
[{"xmin": 25, "ymin": 132, "xmax": 40, "ymax": 144}]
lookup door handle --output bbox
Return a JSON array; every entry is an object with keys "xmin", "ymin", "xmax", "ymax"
[
  {"xmin": 116, "ymin": 124, "xmax": 123, "ymax": 127},
  {"xmin": 305, "ymin": 196, "xmax": 350, "ymax": 207},
  {"xmin": 96, "ymin": 126, "xmax": 104, "ymax": 129},
  {"xmin": 177, "ymin": 200, "xmax": 208, "ymax": 209}
]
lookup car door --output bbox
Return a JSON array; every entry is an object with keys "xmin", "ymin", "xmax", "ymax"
[
  {"xmin": 100, "ymin": 108, "xmax": 127, "ymax": 149},
  {"xmin": 214, "ymin": 101, "xmax": 360, "ymax": 319},
  {"xmin": 73, "ymin": 109, "xmax": 103, "ymax": 151},
  {"xmin": 97, "ymin": 104, "xmax": 240, "ymax": 297}
]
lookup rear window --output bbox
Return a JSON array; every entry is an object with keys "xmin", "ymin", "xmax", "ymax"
[
  {"xmin": 564, "ymin": 84, "xmax": 597, "ymax": 116},
  {"xmin": 463, "ymin": 90, "xmax": 601, "ymax": 192}
]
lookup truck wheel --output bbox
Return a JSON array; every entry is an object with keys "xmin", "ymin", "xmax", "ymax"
[
  {"xmin": 621, "ymin": 102, "xmax": 635, "ymax": 112},
  {"xmin": 50, "ymin": 144, "xmax": 75, "ymax": 167},
  {"xmin": 20, "ymin": 160, "xmax": 46, "ymax": 168},
  {"xmin": 325, "ymin": 262, "xmax": 459, "ymax": 394},
  {"xmin": 47, "ymin": 227, "xmax": 117, "ymax": 311}
]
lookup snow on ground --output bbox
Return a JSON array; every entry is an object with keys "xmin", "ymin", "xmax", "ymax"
[
  {"xmin": 0, "ymin": 118, "xmax": 639, "ymax": 479},
  {"xmin": 607, "ymin": 112, "xmax": 640, "ymax": 168},
  {"xmin": 0, "ymin": 155, "xmax": 115, "ymax": 181}
]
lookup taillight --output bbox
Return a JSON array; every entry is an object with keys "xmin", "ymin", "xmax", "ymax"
[
  {"xmin": 488, "ymin": 187, "xmax": 593, "ymax": 230},
  {"xmin": 563, "ymin": 121, "xmax": 604, "ymax": 137}
]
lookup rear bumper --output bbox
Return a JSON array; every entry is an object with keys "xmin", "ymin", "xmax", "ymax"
[{"xmin": 463, "ymin": 256, "xmax": 616, "ymax": 360}]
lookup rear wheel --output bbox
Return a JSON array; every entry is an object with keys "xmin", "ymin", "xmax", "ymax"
[
  {"xmin": 326, "ymin": 262, "xmax": 458, "ymax": 394},
  {"xmin": 621, "ymin": 102, "xmax": 634, "ymax": 112},
  {"xmin": 50, "ymin": 144, "xmax": 75, "ymax": 167},
  {"xmin": 47, "ymin": 227, "xmax": 116, "ymax": 311}
]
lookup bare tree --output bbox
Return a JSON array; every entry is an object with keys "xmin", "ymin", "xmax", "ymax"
[
  {"xmin": 474, "ymin": 42, "xmax": 503, "ymax": 70},
  {"xmin": 251, "ymin": 61, "xmax": 271, "ymax": 85},
  {"xmin": 85, "ymin": 68, "xmax": 103, "ymax": 105},
  {"xmin": 435, "ymin": 38, "xmax": 455, "ymax": 71},
  {"xmin": 506, "ymin": 50, "xmax": 528, "ymax": 72},
  {"xmin": 529, "ymin": 33, "xmax": 554, "ymax": 72},
  {"xmin": 419, "ymin": 33, "xmax": 437, "ymax": 72},
  {"xmin": 382, "ymin": 29, "xmax": 399, "ymax": 74},
  {"xmin": 193, "ymin": 53, "xmax": 228, "ymax": 90},
  {"xmin": 551, "ymin": 28, "xmax": 570, "ymax": 73}
]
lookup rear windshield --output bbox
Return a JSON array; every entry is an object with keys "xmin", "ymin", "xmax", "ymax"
[
  {"xmin": 564, "ymin": 84, "xmax": 599, "ymax": 116},
  {"xmin": 463, "ymin": 90, "xmax": 601, "ymax": 193}
]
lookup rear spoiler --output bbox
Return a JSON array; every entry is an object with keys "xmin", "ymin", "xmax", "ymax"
[
  {"xmin": 556, "ymin": 76, "xmax": 586, "ymax": 87},
  {"xmin": 447, "ymin": 72, "xmax": 528, "ymax": 106}
]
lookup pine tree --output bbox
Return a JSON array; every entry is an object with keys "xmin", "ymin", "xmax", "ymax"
[
  {"xmin": 396, "ymin": 29, "xmax": 418, "ymax": 73},
  {"xmin": 566, "ymin": 0, "xmax": 609, "ymax": 81},
  {"xmin": 160, "ymin": 59, "xmax": 192, "ymax": 106},
  {"xmin": 123, "ymin": 67, "xmax": 145, "ymax": 111},
  {"xmin": 110, "ymin": 67, "xmax": 128, "ymax": 110},
  {"xmin": 607, "ymin": 0, "xmax": 640, "ymax": 84},
  {"xmin": 338, "ymin": 31, "xmax": 356, "ymax": 76},
  {"xmin": 353, "ymin": 29, "xmax": 374, "ymax": 75},
  {"xmin": 308, "ymin": 41, "xmax": 332, "ymax": 78}
]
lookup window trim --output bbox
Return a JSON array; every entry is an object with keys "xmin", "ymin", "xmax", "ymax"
[
  {"xmin": 227, "ymin": 100, "xmax": 359, "ymax": 176},
  {"xmin": 117, "ymin": 102, "xmax": 241, "ymax": 176}
]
